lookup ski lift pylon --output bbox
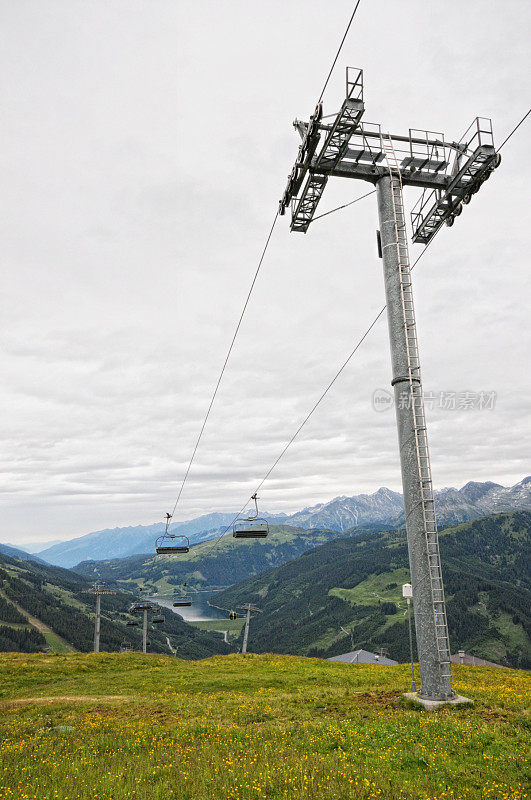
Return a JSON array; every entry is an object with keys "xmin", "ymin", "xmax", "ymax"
[{"xmin": 233, "ymin": 493, "xmax": 269, "ymax": 539}]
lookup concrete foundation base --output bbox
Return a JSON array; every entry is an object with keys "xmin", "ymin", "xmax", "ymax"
[{"xmin": 404, "ymin": 692, "xmax": 473, "ymax": 710}]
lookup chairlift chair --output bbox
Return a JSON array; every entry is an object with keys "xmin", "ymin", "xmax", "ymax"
[
  {"xmin": 173, "ymin": 597, "xmax": 192, "ymax": 607},
  {"xmin": 155, "ymin": 514, "xmax": 190, "ymax": 554},
  {"xmin": 233, "ymin": 493, "xmax": 269, "ymax": 539},
  {"xmin": 126, "ymin": 620, "xmax": 139, "ymax": 627},
  {"xmin": 152, "ymin": 615, "xmax": 165, "ymax": 624}
]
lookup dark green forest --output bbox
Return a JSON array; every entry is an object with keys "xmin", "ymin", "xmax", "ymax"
[
  {"xmin": 0, "ymin": 558, "xmax": 229, "ymax": 658},
  {"xmin": 0, "ymin": 625, "xmax": 46, "ymax": 652},
  {"xmin": 214, "ymin": 512, "xmax": 531, "ymax": 668}
]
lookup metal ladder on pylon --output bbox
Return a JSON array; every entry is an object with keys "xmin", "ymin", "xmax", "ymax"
[{"xmin": 381, "ymin": 133, "xmax": 452, "ymax": 686}]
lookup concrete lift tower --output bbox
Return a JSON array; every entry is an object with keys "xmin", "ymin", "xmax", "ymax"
[
  {"xmin": 83, "ymin": 582, "xmax": 116, "ymax": 653},
  {"xmin": 238, "ymin": 604, "xmax": 262, "ymax": 654},
  {"xmin": 129, "ymin": 601, "xmax": 162, "ymax": 654},
  {"xmin": 279, "ymin": 68, "xmax": 501, "ymax": 703}
]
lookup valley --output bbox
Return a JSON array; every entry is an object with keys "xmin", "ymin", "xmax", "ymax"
[
  {"xmin": 213, "ymin": 511, "xmax": 531, "ymax": 667},
  {"xmin": 4, "ymin": 509, "xmax": 528, "ymax": 669},
  {"xmin": 0, "ymin": 554, "xmax": 230, "ymax": 659}
]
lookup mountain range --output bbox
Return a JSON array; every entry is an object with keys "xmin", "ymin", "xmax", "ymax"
[
  {"xmin": 10, "ymin": 476, "xmax": 531, "ymax": 568},
  {"xmin": 2, "ymin": 509, "xmax": 529, "ymax": 667},
  {"xmin": 286, "ymin": 477, "xmax": 531, "ymax": 530}
]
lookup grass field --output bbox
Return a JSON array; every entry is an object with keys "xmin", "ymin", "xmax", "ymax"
[{"xmin": 0, "ymin": 653, "xmax": 528, "ymax": 800}]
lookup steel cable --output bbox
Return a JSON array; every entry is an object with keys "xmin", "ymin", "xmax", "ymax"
[
  {"xmin": 497, "ymin": 108, "xmax": 531, "ymax": 151},
  {"xmin": 165, "ymin": 2, "xmax": 366, "ymax": 523},
  {"xmin": 318, "ymin": 1, "xmax": 363, "ymax": 104},
  {"xmin": 168, "ymin": 211, "xmax": 279, "ymax": 520},
  {"xmin": 192, "ymin": 230, "xmax": 443, "ymax": 559},
  {"xmin": 310, "ymin": 189, "xmax": 376, "ymax": 224}
]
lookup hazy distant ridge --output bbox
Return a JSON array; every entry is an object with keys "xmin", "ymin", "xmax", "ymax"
[{"xmin": 30, "ymin": 476, "xmax": 531, "ymax": 568}]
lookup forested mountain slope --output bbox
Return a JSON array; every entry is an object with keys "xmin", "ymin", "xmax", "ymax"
[
  {"xmin": 214, "ymin": 512, "xmax": 531, "ymax": 668},
  {"xmin": 0, "ymin": 554, "xmax": 229, "ymax": 658},
  {"xmin": 0, "ymin": 543, "xmax": 47, "ymax": 563},
  {"xmin": 73, "ymin": 524, "xmax": 382, "ymax": 592}
]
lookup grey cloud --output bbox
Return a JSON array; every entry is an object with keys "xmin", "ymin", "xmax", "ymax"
[{"xmin": 1, "ymin": 0, "xmax": 529, "ymax": 544}]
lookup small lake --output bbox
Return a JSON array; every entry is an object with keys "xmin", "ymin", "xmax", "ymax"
[{"xmin": 142, "ymin": 589, "xmax": 229, "ymax": 623}]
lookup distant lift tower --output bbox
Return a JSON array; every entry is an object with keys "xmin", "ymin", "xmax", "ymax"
[
  {"xmin": 238, "ymin": 604, "xmax": 262, "ymax": 654},
  {"xmin": 130, "ymin": 601, "xmax": 162, "ymax": 654},
  {"xmin": 83, "ymin": 582, "xmax": 116, "ymax": 653},
  {"xmin": 279, "ymin": 68, "xmax": 500, "ymax": 701}
]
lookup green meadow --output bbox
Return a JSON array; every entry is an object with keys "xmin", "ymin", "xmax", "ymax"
[{"xmin": 0, "ymin": 653, "xmax": 528, "ymax": 800}]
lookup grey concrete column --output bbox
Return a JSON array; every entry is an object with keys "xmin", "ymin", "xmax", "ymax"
[
  {"xmin": 376, "ymin": 174, "xmax": 453, "ymax": 700},
  {"xmin": 94, "ymin": 594, "xmax": 101, "ymax": 653},
  {"xmin": 142, "ymin": 609, "xmax": 148, "ymax": 654},
  {"xmin": 242, "ymin": 608, "xmax": 251, "ymax": 654}
]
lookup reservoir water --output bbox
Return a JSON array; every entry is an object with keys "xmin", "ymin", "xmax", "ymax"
[{"xmin": 143, "ymin": 589, "xmax": 229, "ymax": 623}]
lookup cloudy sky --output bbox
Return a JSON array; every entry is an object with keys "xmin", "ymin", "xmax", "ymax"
[{"xmin": 2, "ymin": 0, "xmax": 530, "ymax": 546}]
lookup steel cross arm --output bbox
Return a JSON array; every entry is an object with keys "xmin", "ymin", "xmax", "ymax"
[
  {"xmin": 130, "ymin": 602, "xmax": 157, "ymax": 613},
  {"xmin": 237, "ymin": 604, "xmax": 262, "ymax": 614},
  {"xmin": 311, "ymin": 159, "xmax": 452, "ymax": 190},
  {"xmin": 317, "ymin": 123, "xmax": 464, "ymax": 155}
]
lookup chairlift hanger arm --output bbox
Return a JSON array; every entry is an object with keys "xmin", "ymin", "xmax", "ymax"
[
  {"xmin": 249, "ymin": 492, "xmax": 260, "ymax": 520},
  {"xmin": 232, "ymin": 494, "xmax": 269, "ymax": 538}
]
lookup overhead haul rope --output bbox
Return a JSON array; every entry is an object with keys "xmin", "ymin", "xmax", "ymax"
[
  {"xmin": 497, "ymin": 107, "xmax": 530, "ymax": 151},
  {"xmin": 318, "ymin": 0, "xmax": 363, "ymax": 103},
  {"xmin": 166, "ymin": 210, "xmax": 279, "ymax": 523},
  {"xmin": 192, "ymin": 231, "xmax": 441, "ymax": 560},
  {"xmin": 164, "ymin": 3, "xmax": 366, "ymax": 525}
]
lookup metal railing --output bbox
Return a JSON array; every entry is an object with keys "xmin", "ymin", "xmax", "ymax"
[{"xmin": 346, "ymin": 66, "xmax": 363, "ymax": 101}]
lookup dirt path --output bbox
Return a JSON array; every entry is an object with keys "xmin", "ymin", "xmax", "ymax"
[
  {"xmin": 0, "ymin": 589, "xmax": 75, "ymax": 651},
  {"xmin": 1, "ymin": 695, "xmax": 132, "ymax": 708}
]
